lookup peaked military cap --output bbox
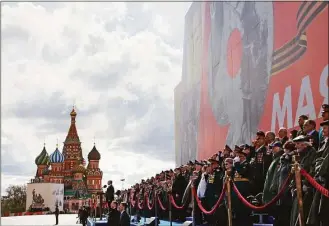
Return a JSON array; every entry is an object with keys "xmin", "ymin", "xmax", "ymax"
[
  {"xmin": 270, "ymin": 141, "xmax": 282, "ymax": 148},
  {"xmin": 224, "ymin": 158, "xmax": 233, "ymax": 164},
  {"xmin": 320, "ymin": 120, "xmax": 329, "ymax": 126},
  {"xmin": 208, "ymin": 158, "xmax": 219, "ymax": 164},
  {"xmin": 194, "ymin": 160, "xmax": 203, "ymax": 166},
  {"xmin": 234, "ymin": 145, "xmax": 242, "ymax": 151},
  {"xmin": 244, "ymin": 144, "xmax": 251, "ymax": 149},
  {"xmin": 224, "ymin": 145, "xmax": 233, "ymax": 152},
  {"xmin": 237, "ymin": 150, "xmax": 248, "ymax": 156},
  {"xmin": 293, "ymin": 135, "xmax": 310, "ymax": 143}
]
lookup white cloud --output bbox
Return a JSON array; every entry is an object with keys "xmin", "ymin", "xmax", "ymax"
[{"xmin": 1, "ymin": 2, "xmax": 191, "ymax": 195}]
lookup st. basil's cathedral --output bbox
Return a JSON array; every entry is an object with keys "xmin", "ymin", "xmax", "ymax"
[{"xmin": 33, "ymin": 107, "xmax": 103, "ymax": 211}]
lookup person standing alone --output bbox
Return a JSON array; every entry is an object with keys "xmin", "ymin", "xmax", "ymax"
[
  {"xmin": 55, "ymin": 205, "xmax": 59, "ymax": 225},
  {"xmin": 106, "ymin": 180, "xmax": 115, "ymax": 207}
]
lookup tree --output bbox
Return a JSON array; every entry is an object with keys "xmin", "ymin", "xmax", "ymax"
[{"xmin": 1, "ymin": 185, "xmax": 27, "ymax": 214}]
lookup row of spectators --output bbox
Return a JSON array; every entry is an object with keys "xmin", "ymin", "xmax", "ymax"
[{"xmin": 117, "ymin": 104, "xmax": 329, "ymax": 226}]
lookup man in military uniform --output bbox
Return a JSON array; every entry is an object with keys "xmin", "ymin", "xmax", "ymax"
[
  {"xmin": 276, "ymin": 141, "xmax": 296, "ymax": 226},
  {"xmin": 297, "ymin": 115, "xmax": 309, "ymax": 136},
  {"xmin": 172, "ymin": 167, "xmax": 188, "ymax": 221},
  {"xmin": 249, "ymin": 131, "xmax": 269, "ymax": 195},
  {"xmin": 307, "ymin": 120, "xmax": 329, "ymax": 226},
  {"xmin": 232, "ymin": 150, "xmax": 252, "ymax": 226},
  {"xmin": 205, "ymin": 158, "xmax": 225, "ymax": 226},
  {"xmin": 262, "ymin": 141, "xmax": 284, "ymax": 226},
  {"xmin": 290, "ymin": 135, "xmax": 317, "ymax": 226},
  {"xmin": 319, "ymin": 104, "xmax": 329, "ymax": 144},
  {"xmin": 223, "ymin": 145, "xmax": 233, "ymax": 159}
]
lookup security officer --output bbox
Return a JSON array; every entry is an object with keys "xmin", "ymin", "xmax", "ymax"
[
  {"xmin": 307, "ymin": 120, "xmax": 329, "ymax": 226},
  {"xmin": 262, "ymin": 141, "xmax": 284, "ymax": 226}
]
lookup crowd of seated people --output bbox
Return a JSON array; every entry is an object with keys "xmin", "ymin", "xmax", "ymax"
[{"xmin": 117, "ymin": 104, "xmax": 329, "ymax": 226}]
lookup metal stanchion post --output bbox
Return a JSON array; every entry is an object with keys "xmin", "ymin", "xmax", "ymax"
[
  {"xmin": 154, "ymin": 190, "xmax": 158, "ymax": 226},
  {"xmin": 293, "ymin": 155, "xmax": 305, "ymax": 226},
  {"xmin": 226, "ymin": 171, "xmax": 233, "ymax": 226},
  {"xmin": 168, "ymin": 191, "xmax": 172, "ymax": 226},
  {"xmin": 190, "ymin": 176, "xmax": 197, "ymax": 226}
]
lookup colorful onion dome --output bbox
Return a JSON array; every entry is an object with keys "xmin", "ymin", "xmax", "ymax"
[
  {"xmin": 73, "ymin": 164, "xmax": 85, "ymax": 174},
  {"xmin": 35, "ymin": 146, "xmax": 49, "ymax": 166},
  {"xmin": 88, "ymin": 145, "xmax": 101, "ymax": 160},
  {"xmin": 49, "ymin": 145, "xmax": 65, "ymax": 163},
  {"xmin": 42, "ymin": 167, "xmax": 50, "ymax": 175}
]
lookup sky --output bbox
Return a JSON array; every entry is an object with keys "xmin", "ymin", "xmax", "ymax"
[{"xmin": 1, "ymin": 2, "xmax": 191, "ymax": 195}]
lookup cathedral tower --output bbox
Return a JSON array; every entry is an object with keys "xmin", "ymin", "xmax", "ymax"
[
  {"xmin": 86, "ymin": 144, "xmax": 103, "ymax": 194},
  {"xmin": 34, "ymin": 144, "xmax": 49, "ymax": 179},
  {"xmin": 62, "ymin": 107, "xmax": 84, "ymax": 190},
  {"xmin": 49, "ymin": 144, "xmax": 65, "ymax": 183}
]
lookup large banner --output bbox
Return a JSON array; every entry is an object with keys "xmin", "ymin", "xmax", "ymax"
[
  {"xmin": 26, "ymin": 183, "xmax": 64, "ymax": 212},
  {"xmin": 175, "ymin": 2, "xmax": 328, "ymax": 165}
]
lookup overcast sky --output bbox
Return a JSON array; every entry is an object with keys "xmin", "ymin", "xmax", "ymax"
[{"xmin": 1, "ymin": 2, "xmax": 191, "ymax": 195}]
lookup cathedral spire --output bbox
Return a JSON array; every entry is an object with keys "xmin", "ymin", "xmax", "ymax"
[{"xmin": 64, "ymin": 106, "xmax": 80, "ymax": 143}]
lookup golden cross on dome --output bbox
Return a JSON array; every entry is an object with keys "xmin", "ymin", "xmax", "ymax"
[
  {"xmin": 93, "ymin": 136, "xmax": 96, "ymax": 145},
  {"xmin": 56, "ymin": 138, "xmax": 58, "ymax": 148}
]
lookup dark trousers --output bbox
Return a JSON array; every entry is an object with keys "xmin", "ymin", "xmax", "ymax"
[{"xmin": 55, "ymin": 215, "xmax": 58, "ymax": 225}]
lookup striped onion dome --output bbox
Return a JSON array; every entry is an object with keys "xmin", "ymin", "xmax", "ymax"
[
  {"xmin": 73, "ymin": 164, "xmax": 85, "ymax": 174},
  {"xmin": 35, "ymin": 146, "xmax": 49, "ymax": 166},
  {"xmin": 49, "ymin": 146, "xmax": 65, "ymax": 163},
  {"xmin": 42, "ymin": 167, "xmax": 50, "ymax": 175}
]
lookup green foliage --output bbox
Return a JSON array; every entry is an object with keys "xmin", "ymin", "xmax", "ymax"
[{"xmin": 1, "ymin": 185, "xmax": 27, "ymax": 214}]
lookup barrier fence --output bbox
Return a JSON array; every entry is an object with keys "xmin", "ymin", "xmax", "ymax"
[{"xmin": 125, "ymin": 157, "xmax": 328, "ymax": 226}]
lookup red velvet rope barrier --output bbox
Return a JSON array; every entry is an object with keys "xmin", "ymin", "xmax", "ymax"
[
  {"xmin": 137, "ymin": 196, "xmax": 144, "ymax": 210},
  {"xmin": 130, "ymin": 197, "xmax": 136, "ymax": 207},
  {"xmin": 169, "ymin": 194, "xmax": 186, "ymax": 209},
  {"xmin": 157, "ymin": 195, "xmax": 167, "ymax": 211},
  {"xmin": 191, "ymin": 184, "xmax": 226, "ymax": 215},
  {"xmin": 145, "ymin": 193, "xmax": 154, "ymax": 210},
  {"xmin": 300, "ymin": 169, "xmax": 329, "ymax": 197},
  {"xmin": 232, "ymin": 173, "xmax": 292, "ymax": 210}
]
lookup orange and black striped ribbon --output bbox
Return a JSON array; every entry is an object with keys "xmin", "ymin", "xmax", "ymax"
[{"xmin": 271, "ymin": 1, "xmax": 328, "ymax": 75}]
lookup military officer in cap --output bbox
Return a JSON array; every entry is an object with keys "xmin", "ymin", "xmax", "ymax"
[
  {"xmin": 205, "ymin": 158, "xmax": 225, "ymax": 226},
  {"xmin": 262, "ymin": 141, "xmax": 284, "ymax": 226},
  {"xmin": 232, "ymin": 150, "xmax": 252, "ymax": 226},
  {"xmin": 319, "ymin": 104, "xmax": 329, "ymax": 144},
  {"xmin": 223, "ymin": 145, "xmax": 233, "ymax": 159},
  {"xmin": 276, "ymin": 141, "xmax": 296, "ymax": 226},
  {"xmin": 242, "ymin": 144, "xmax": 253, "ymax": 162},
  {"xmin": 290, "ymin": 135, "xmax": 317, "ymax": 226},
  {"xmin": 249, "ymin": 131, "xmax": 269, "ymax": 195},
  {"xmin": 172, "ymin": 167, "xmax": 188, "ymax": 221},
  {"xmin": 307, "ymin": 120, "xmax": 329, "ymax": 226}
]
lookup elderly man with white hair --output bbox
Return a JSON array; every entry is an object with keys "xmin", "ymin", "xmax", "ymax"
[
  {"xmin": 278, "ymin": 127, "xmax": 289, "ymax": 146},
  {"xmin": 290, "ymin": 135, "xmax": 317, "ymax": 226}
]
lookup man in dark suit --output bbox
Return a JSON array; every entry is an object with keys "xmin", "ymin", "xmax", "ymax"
[
  {"xmin": 108, "ymin": 201, "xmax": 120, "ymax": 226},
  {"xmin": 106, "ymin": 180, "xmax": 115, "ymax": 207},
  {"xmin": 54, "ymin": 205, "xmax": 59, "ymax": 225},
  {"xmin": 119, "ymin": 202, "xmax": 130, "ymax": 226},
  {"xmin": 303, "ymin": 119, "xmax": 319, "ymax": 150},
  {"xmin": 297, "ymin": 115, "xmax": 309, "ymax": 136}
]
